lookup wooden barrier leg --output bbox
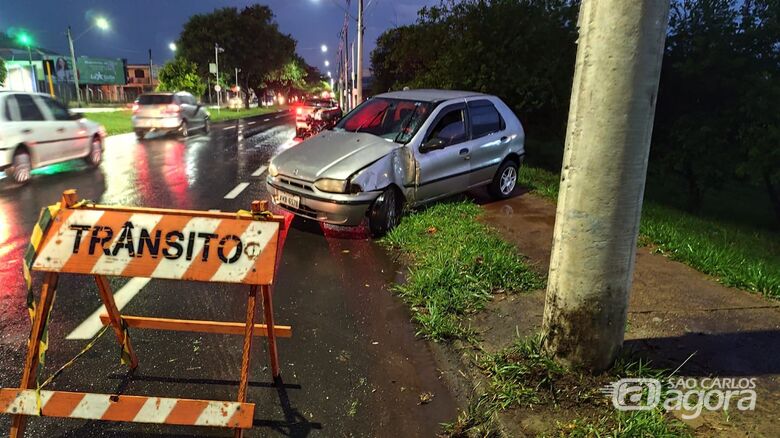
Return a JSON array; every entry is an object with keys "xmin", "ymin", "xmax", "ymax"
[
  {"xmin": 10, "ymin": 272, "xmax": 59, "ymax": 438},
  {"xmin": 261, "ymin": 285, "xmax": 280, "ymax": 378},
  {"xmin": 234, "ymin": 285, "xmax": 258, "ymax": 438},
  {"xmin": 94, "ymin": 275, "xmax": 139, "ymax": 370}
]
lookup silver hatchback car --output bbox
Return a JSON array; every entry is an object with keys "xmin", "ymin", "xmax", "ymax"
[
  {"xmin": 132, "ymin": 92, "xmax": 210, "ymax": 139},
  {"xmin": 267, "ymin": 89, "xmax": 525, "ymax": 236}
]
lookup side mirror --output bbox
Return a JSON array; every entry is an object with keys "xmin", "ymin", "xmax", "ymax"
[{"xmin": 420, "ymin": 137, "xmax": 445, "ymax": 153}]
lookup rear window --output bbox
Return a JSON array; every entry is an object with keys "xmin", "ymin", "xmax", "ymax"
[
  {"xmin": 138, "ymin": 94, "xmax": 174, "ymax": 105},
  {"xmin": 304, "ymin": 99, "xmax": 334, "ymax": 108},
  {"xmin": 468, "ymin": 100, "xmax": 505, "ymax": 138}
]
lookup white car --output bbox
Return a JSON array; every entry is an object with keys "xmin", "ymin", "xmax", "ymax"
[{"xmin": 1, "ymin": 91, "xmax": 106, "ymax": 184}]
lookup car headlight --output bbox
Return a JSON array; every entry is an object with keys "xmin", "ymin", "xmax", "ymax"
[
  {"xmin": 314, "ymin": 178, "xmax": 348, "ymax": 193},
  {"xmin": 268, "ymin": 162, "xmax": 279, "ymax": 177}
]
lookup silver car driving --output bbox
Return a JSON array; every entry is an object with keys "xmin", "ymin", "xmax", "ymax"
[
  {"xmin": 267, "ymin": 89, "xmax": 525, "ymax": 236},
  {"xmin": 132, "ymin": 92, "xmax": 210, "ymax": 139}
]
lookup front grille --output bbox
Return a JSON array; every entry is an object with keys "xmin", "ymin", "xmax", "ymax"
[{"xmin": 279, "ymin": 177, "xmax": 314, "ymax": 192}]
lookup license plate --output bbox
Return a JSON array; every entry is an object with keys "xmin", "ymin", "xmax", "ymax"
[{"xmin": 275, "ymin": 191, "xmax": 300, "ymax": 209}]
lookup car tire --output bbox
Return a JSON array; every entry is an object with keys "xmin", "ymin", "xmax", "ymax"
[
  {"xmin": 84, "ymin": 136, "xmax": 103, "ymax": 167},
  {"xmin": 488, "ymin": 159, "xmax": 519, "ymax": 199},
  {"xmin": 135, "ymin": 129, "xmax": 146, "ymax": 140},
  {"xmin": 368, "ymin": 186, "xmax": 403, "ymax": 237},
  {"xmin": 179, "ymin": 120, "xmax": 189, "ymax": 137},
  {"xmin": 10, "ymin": 149, "xmax": 32, "ymax": 184}
]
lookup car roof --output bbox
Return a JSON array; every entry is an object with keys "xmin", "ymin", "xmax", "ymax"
[{"xmin": 374, "ymin": 89, "xmax": 489, "ymax": 103}]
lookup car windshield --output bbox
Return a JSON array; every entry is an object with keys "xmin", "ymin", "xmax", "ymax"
[
  {"xmin": 138, "ymin": 94, "xmax": 174, "ymax": 105},
  {"xmin": 333, "ymin": 98, "xmax": 434, "ymax": 144}
]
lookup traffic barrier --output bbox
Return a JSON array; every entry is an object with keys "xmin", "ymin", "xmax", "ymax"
[{"xmin": 5, "ymin": 189, "xmax": 290, "ymax": 438}]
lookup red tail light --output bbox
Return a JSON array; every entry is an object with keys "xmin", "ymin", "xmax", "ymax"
[
  {"xmin": 132, "ymin": 103, "xmax": 139, "ymax": 113},
  {"xmin": 163, "ymin": 104, "xmax": 181, "ymax": 115}
]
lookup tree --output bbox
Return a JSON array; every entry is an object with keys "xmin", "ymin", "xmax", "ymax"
[
  {"xmin": 157, "ymin": 57, "xmax": 206, "ymax": 98},
  {"xmin": 264, "ymin": 55, "xmax": 307, "ymax": 99},
  {"xmin": 736, "ymin": 0, "xmax": 780, "ymax": 225},
  {"xmin": 0, "ymin": 58, "xmax": 6, "ymax": 85},
  {"xmin": 370, "ymin": 0, "xmax": 580, "ymax": 163},
  {"xmin": 652, "ymin": 0, "xmax": 743, "ymax": 212},
  {"xmin": 178, "ymin": 5, "xmax": 295, "ymax": 107}
]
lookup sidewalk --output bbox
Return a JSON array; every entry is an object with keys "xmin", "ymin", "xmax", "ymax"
[{"xmin": 471, "ymin": 190, "xmax": 780, "ymax": 436}]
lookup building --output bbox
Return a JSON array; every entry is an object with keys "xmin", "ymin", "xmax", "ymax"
[{"xmin": 122, "ymin": 64, "xmax": 159, "ymax": 102}]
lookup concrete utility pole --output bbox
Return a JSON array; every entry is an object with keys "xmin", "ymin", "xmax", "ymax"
[
  {"xmin": 356, "ymin": 0, "xmax": 364, "ymax": 104},
  {"xmin": 148, "ymin": 49, "xmax": 153, "ymax": 89},
  {"xmin": 66, "ymin": 26, "xmax": 81, "ymax": 106},
  {"xmin": 541, "ymin": 0, "xmax": 670, "ymax": 371}
]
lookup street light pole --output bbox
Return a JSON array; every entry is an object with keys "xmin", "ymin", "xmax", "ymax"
[
  {"xmin": 541, "ymin": 0, "xmax": 670, "ymax": 371},
  {"xmin": 66, "ymin": 26, "xmax": 82, "ymax": 106},
  {"xmin": 356, "ymin": 0, "xmax": 364, "ymax": 104},
  {"xmin": 214, "ymin": 43, "xmax": 223, "ymax": 108}
]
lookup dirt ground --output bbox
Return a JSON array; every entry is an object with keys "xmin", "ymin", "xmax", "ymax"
[{"xmin": 466, "ymin": 189, "xmax": 780, "ymax": 437}]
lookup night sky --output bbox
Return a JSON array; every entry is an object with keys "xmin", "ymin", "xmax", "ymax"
[{"xmin": 0, "ymin": 0, "xmax": 439, "ymax": 72}]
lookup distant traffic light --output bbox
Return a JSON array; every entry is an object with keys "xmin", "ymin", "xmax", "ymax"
[{"xmin": 16, "ymin": 32, "xmax": 33, "ymax": 46}]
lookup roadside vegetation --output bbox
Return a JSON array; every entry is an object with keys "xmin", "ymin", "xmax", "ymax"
[
  {"xmin": 382, "ymin": 202, "xmax": 543, "ymax": 340},
  {"xmin": 519, "ymin": 165, "xmax": 780, "ymax": 299},
  {"xmin": 83, "ymin": 106, "xmax": 284, "ymax": 136},
  {"xmin": 445, "ymin": 335, "xmax": 691, "ymax": 437}
]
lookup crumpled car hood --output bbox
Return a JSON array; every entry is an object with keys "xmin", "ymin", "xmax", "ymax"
[{"xmin": 272, "ymin": 131, "xmax": 398, "ymax": 181}]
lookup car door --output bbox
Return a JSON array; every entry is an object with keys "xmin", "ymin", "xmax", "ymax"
[
  {"xmin": 413, "ymin": 102, "xmax": 474, "ymax": 202},
  {"xmin": 36, "ymin": 95, "xmax": 89, "ymax": 159},
  {"xmin": 466, "ymin": 99, "xmax": 510, "ymax": 187},
  {"xmin": 5, "ymin": 94, "xmax": 61, "ymax": 167}
]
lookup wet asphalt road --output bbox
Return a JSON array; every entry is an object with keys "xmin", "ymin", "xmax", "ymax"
[{"xmin": 0, "ymin": 112, "xmax": 457, "ymax": 437}]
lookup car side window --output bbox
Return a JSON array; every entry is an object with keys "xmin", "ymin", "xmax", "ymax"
[
  {"xmin": 468, "ymin": 100, "xmax": 505, "ymax": 139},
  {"xmin": 15, "ymin": 94, "xmax": 45, "ymax": 121},
  {"xmin": 425, "ymin": 106, "xmax": 468, "ymax": 148},
  {"xmin": 4, "ymin": 96, "xmax": 20, "ymax": 121},
  {"xmin": 38, "ymin": 96, "xmax": 72, "ymax": 121}
]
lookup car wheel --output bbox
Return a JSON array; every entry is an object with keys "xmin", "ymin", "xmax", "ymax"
[
  {"xmin": 135, "ymin": 129, "xmax": 146, "ymax": 140},
  {"xmin": 84, "ymin": 136, "xmax": 103, "ymax": 167},
  {"xmin": 179, "ymin": 120, "xmax": 189, "ymax": 137},
  {"xmin": 369, "ymin": 186, "xmax": 403, "ymax": 237},
  {"xmin": 488, "ymin": 160, "xmax": 519, "ymax": 199},
  {"xmin": 11, "ymin": 150, "xmax": 32, "ymax": 184}
]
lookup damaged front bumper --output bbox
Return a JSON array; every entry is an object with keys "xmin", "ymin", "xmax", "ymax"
[{"xmin": 266, "ymin": 176, "xmax": 380, "ymax": 226}]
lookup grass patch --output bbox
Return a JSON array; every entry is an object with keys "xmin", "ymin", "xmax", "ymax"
[
  {"xmin": 518, "ymin": 166, "xmax": 780, "ymax": 298},
  {"xmin": 81, "ymin": 110, "xmax": 133, "ymax": 136},
  {"xmin": 445, "ymin": 335, "xmax": 692, "ymax": 438},
  {"xmin": 382, "ymin": 202, "xmax": 543, "ymax": 340},
  {"xmin": 80, "ymin": 106, "xmax": 285, "ymax": 135}
]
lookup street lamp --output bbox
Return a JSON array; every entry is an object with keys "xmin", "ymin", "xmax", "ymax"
[
  {"xmin": 67, "ymin": 15, "xmax": 111, "ymax": 106},
  {"xmin": 169, "ymin": 42, "xmax": 177, "ymax": 52},
  {"xmin": 327, "ymin": 71, "xmax": 332, "ymax": 77},
  {"xmin": 324, "ymin": 60, "xmax": 329, "ymax": 67},
  {"xmin": 321, "ymin": 44, "xmax": 328, "ymax": 53}
]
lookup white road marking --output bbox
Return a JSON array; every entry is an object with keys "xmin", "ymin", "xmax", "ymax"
[
  {"xmin": 251, "ymin": 165, "xmax": 268, "ymax": 177},
  {"xmin": 248, "ymin": 121, "xmax": 257, "ymax": 125},
  {"xmin": 224, "ymin": 182, "xmax": 250, "ymax": 199},
  {"xmin": 66, "ymin": 278, "xmax": 151, "ymax": 340},
  {"xmin": 222, "ymin": 125, "xmax": 237, "ymax": 131},
  {"xmin": 263, "ymin": 118, "xmax": 270, "ymax": 122}
]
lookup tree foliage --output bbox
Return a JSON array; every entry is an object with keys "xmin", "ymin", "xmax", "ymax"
[
  {"xmin": 0, "ymin": 58, "xmax": 6, "ymax": 85},
  {"xmin": 371, "ymin": 0, "xmax": 780, "ymax": 225},
  {"xmin": 371, "ymin": 0, "xmax": 580, "ymax": 145},
  {"xmin": 157, "ymin": 57, "xmax": 206, "ymax": 97},
  {"xmin": 178, "ymin": 5, "xmax": 295, "ymax": 107}
]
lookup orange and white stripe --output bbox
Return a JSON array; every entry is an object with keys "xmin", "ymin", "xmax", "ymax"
[
  {"xmin": 32, "ymin": 209, "xmax": 279, "ymax": 285},
  {"xmin": 0, "ymin": 389, "xmax": 254, "ymax": 428}
]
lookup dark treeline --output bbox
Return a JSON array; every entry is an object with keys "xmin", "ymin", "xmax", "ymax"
[{"xmin": 370, "ymin": 0, "xmax": 780, "ymax": 226}]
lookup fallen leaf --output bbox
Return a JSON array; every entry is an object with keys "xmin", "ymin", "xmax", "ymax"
[{"xmin": 418, "ymin": 392, "xmax": 435, "ymax": 405}]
